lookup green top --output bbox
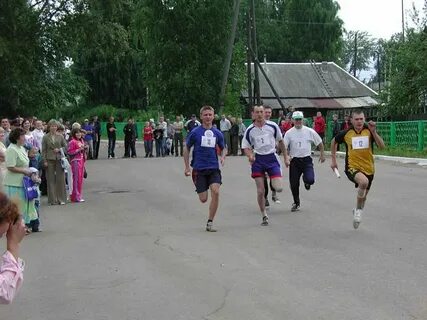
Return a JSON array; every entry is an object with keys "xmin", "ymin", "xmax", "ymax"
[{"xmin": 3, "ymin": 144, "xmax": 29, "ymax": 187}]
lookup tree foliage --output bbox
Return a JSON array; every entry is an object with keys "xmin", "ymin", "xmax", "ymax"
[{"xmin": 341, "ymin": 30, "xmax": 376, "ymax": 77}]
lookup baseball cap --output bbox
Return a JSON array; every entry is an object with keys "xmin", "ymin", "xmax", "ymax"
[
  {"xmin": 291, "ymin": 111, "xmax": 304, "ymax": 120},
  {"xmin": 84, "ymin": 118, "xmax": 89, "ymax": 122}
]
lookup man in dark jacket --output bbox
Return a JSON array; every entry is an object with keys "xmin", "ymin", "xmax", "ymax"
[
  {"xmin": 123, "ymin": 118, "xmax": 137, "ymax": 158},
  {"xmin": 92, "ymin": 116, "xmax": 101, "ymax": 159}
]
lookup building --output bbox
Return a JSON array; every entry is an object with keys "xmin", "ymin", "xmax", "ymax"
[{"xmin": 243, "ymin": 61, "xmax": 379, "ymax": 118}]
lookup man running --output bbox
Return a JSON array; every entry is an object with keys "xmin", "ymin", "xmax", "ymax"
[
  {"xmin": 262, "ymin": 105, "xmax": 280, "ymax": 207},
  {"xmin": 330, "ymin": 110, "xmax": 385, "ymax": 229},
  {"xmin": 284, "ymin": 111, "xmax": 325, "ymax": 212},
  {"xmin": 242, "ymin": 105, "xmax": 287, "ymax": 226},
  {"xmin": 184, "ymin": 105, "xmax": 226, "ymax": 232}
]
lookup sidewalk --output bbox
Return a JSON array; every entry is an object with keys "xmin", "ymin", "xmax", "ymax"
[{"xmin": 326, "ymin": 151, "xmax": 427, "ymax": 166}]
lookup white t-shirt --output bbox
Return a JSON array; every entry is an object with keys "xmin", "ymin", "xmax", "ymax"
[
  {"xmin": 284, "ymin": 126, "xmax": 322, "ymax": 158},
  {"xmin": 242, "ymin": 120, "xmax": 282, "ymax": 155}
]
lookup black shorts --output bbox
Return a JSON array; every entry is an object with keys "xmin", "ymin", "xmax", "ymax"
[
  {"xmin": 192, "ymin": 169, "xmax": 222, "ymax": 193},
  {"xmin": 345, "ymin": 170, "xmax": 374, "ymax": 190}
]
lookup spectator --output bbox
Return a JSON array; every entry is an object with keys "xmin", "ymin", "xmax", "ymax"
[
  {"xmin": 0, "ymin": 128, "xmax": 6, "ymax": 190},
  {"xmin": 313, "ymin": 111, "xmax": 326, "ymax": 143},
  {"xmin": 332, "ymin": 114, "xmax": 341, "ymax": 138},
  {"xmin": 22, "ymin": 119, "xmax": 35, "ymax": 149},
  {"xmin": 92, "ymin": 116, "xmax": 101, "ymax": 159},
  {"xmin": 143, "ymin": 121, "xmax": 154, "ymax": 158},
  {"xmin": 230, "ymin": 117, "xmax": 239, "ymax": 156},
  {"xmin": 67, "ymin": 129, "xmax": 86, "ymax": 203},
  {"xmin": 123, "ymin": 118, "xmax": 137, "ymax": 158},
  {"xmin": 41, "ymin": 120, "xmax": 67, "ymax": 206},
  {"xmin": 31, "ymin": 120, "xmax": 45, "ymax": 152},
  {"xmin": 277, "ymin": 109, "xmax": 286, "ymax": 125},
  {"xmin": 81, "ymin": 119, "xmax": 94, "ymax": 159},
  {"xmin": 280, "ymin": 117, "xmax": 293, "ymax": 135},
  {"xmin": 166, "ymin": 119, "xmax": 174, "ymax": 156},
  {"xmin": 158, "ymin": 116, "xmax": 168, "ymax": 156},
  {"xmin": 106, "ymin": 116, "xmax": 117, "ymax": 159},
  {"xmin": 341, "ymin": 114, "xmax": 351, "ymax": 131},
  {"xmin": 184, "ymin": 114, "xmax": 201, "ymax": 133},
  {"xmin": 153, "ymin": 124, "xmax": 164, "ymax": 157},
  {"xmin": 0, "ymin": 192, "xmax": 26, "ymax": 304},
  {"xmin": 27, "ymin": 147, "xmax": 41, "ymax": 232},
  {"xmin": 172, "ymin": 116, "xmax": 184, "ymax": 157},
  {"xmin": 1, "ymin": 118, "xmax": 11, "ymax": 147},
  {"xmin": 237, "ymin": 118, "xmax": 246, "ymax": 156},
  {"xmin": 220, "ymin": 114, "xmax": 231, "ymax": 154},
  {"xmin": 3, "ymin": 128, "xmax": 38, "ymax": 231}
]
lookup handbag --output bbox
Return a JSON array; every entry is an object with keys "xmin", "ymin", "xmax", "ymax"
[{"xmin": 23, "ymin": 176, "xmax": 39, "ymax": 200}]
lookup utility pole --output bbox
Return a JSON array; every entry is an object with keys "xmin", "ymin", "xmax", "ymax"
[
  {"xmin": 375, "ymin": 51, "xmax": 381, "ymax": 94},
  {"xmin": 401, "ymin": 0, "xmax": 405, "ymax": 41},
  {"xmin": 250, "ymin": 0, "xmax": 261, "ymax": 105},
  {"xmin": 353, "ymin": 31, "xmax": 358, "ymax": 77},
  {"xmin": 218, "ymin": 0, "xmax": 241, "ymax": 114},
  {"xmin": 246, "ymin": 11, "xmax": 253, "ymax": 109}
]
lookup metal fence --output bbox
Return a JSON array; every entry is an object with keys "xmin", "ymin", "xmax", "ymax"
[{"xmin": 326, "ymin": 120, "xmax": 427, "ymax": 151}]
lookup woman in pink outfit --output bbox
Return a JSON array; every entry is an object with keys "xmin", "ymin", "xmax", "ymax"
[
  {"xmin": 0, "ymin": 192, "xmax": 26, "ymax": 304},
  {"xmin": 67, "ymin": 129, "xmax": 86, "ymax": 203}
]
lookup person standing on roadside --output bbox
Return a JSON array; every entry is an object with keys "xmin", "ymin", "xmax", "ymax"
[
  {"xmin": 92, "ymin": 116, "xmax": 101, "ymax": 159},
  {"xmin": 106, "ymin": 116, "xmax": 117, "ymax": 159},
  {"xmin": 173, "ymin": 116, "xmax": 184, "ymax": 157}
]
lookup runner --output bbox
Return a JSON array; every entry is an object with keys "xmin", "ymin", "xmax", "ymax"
[
  {"xmin": 242, "ymin": 105, "xmax": 288, "ymax": 226},
  {"xmin": 262, "ymin": 106, "xmax": 280, "ymax": 207},
  {"xmin": 283, "ymin": 111, "xmax": 325, "ymax": 212},
  {"xmin": 184, "ymin": 105, "xmax": 226, "ymax": 232},
  {"xmin": 330, "ymin": 110, "xmax": 385, "ymax": 229}
]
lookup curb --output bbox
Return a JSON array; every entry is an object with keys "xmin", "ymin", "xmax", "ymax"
[{"xmin": 325, "ymin": 151, "xmax": 427, "ymax": 167}]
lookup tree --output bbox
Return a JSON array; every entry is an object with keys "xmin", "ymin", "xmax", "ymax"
[
  {"xmin": 0, "ymin": 0, "xmax": 87, "ymax": 116},
  {"xmin": 341, "ymin": 30, "xmax": 376, "ymax": 78},
  {"xmin": 136, "ymin": 0, "xmax": 235, "ymax": 115}
]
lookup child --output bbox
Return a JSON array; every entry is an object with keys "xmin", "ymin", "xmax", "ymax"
[
  {"xmin": 67, "ymin": 128, "xmax": 86, "ymax": 202},
  {"xmin": 28, "ymin": 147, "xmax": 41, "ymax": 232}
]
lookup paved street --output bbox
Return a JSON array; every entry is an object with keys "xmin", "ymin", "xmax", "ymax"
[{"xmin": 1, "ymin": 144, "xmax": 427, "ymax": 320}]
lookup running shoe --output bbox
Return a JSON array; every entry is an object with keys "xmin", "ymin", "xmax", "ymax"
[
  {"xmin": 265, "ymin": 198, "xmax": 270, "ymax": 209},
  {"xmin": 272, "ymin": 195, "xmax": 281, "ymax": 204},
  {"xmin": 206, "ymin": 221, "xmax": 217, "ymax": 232},
  {"xmin": 304, "ymin": 183, "xmax": 311, "ymax": 190},
  {"xmin": 291, "ymin": 203, "xmax": 300, "ymax": 212},
  {"xmin": 353, "ymin": 208, "xmax": 362, "ymax": 229},
  {"xmin": 261, "ymin": 215, "xmax": 269, "ymax": 226}
]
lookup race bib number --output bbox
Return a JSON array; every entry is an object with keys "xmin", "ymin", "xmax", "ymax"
[
  {"xmin": 352, "ymin": 136, "xmax": 369, "ymax": 149},
  {"xmin": 295, "ymin": 140, "xmax": 304, "ymax": 148},
  {"xmin": 254, "ymin": 134, "xmax": 269, "ymax": 148},
  {"xmin": 201, "ymin": 129, "xmax": 216, "ymax": 148}
]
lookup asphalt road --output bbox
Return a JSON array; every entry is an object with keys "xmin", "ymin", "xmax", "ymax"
[{"xmin": 1, "ymin": 143, "xmax": 427, "ymax": 320}]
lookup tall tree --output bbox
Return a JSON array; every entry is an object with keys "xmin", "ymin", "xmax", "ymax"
[
  {"xmin": 137, "ymin": 0, "xmax": 234, "ymax": 115},
  {"xmin": 341, "ymin": 30, "xmax": 376, "ymax": 78}
]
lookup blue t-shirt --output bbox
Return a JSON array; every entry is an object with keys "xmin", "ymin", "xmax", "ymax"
[
  {"xmin": 186, "ymin": 126, "xmax": 225, "ymax": 170},
  {"xmin": 82, "ymin": 124, "xmax": 94, "ymax": 141}
]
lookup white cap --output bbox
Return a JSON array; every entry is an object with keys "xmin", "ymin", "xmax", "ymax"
[{"xmin": 292, "ymin": 111, "xmax": 304, "ymax": 119}]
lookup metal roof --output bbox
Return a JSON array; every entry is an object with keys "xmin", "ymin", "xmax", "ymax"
[{"xmin": 243, "ymin": 62, "xmax": 379, "ymax": 109}]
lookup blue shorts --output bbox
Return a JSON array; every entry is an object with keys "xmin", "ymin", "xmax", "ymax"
[
  {"xmin": 251, "ymin": 153, "xmax": 282, "ymax": 179},
  {"xmin": 192, "ymin": 169, "xmax": 222, "ymax": 193}
]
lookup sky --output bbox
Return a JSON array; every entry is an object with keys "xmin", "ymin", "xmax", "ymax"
[{"xmin": 337, "ymin": 0, "xmax": 426, "ymax": 40}]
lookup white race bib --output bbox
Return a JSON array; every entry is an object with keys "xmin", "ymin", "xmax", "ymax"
[
  {"xmin": 201, "ymin": 130, "xmax": 216, "ymax": 148},
  {"xmin": 352, "ymin": 136, "xmax": 369, "ymax": 150},
  {"xmin": 254, "ymin": 134, "xmax": 269, "ymax": 149}
]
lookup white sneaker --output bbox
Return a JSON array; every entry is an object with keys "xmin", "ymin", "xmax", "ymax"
[{"xmin": 353, "ymin": 208, "xmax": 362, "ymax": 229}]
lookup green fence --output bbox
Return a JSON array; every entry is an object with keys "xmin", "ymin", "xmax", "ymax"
[
  {"xmin": 326, "ymin": 120, "xmax": 427, "ymax": 151},
  {"xmin": 101, "ymin": 120, "xmax": 427, "ymax": 151}
]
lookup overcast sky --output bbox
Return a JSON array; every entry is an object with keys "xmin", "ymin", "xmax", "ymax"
[{"xmin": 337, "ymin": 0, "xmax": 426, "ymax": 39}]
